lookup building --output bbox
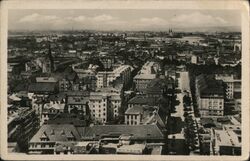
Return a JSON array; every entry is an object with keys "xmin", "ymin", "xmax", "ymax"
[
  {"xmin": 96, "ymin": 65, "xmax": 132, "ymax": 88},
  {"xmin": 28, "ymin": 82, "xmax": 58, "ymax": 99},
  {"xmin": 215, "ymin": 74, "xmax": 241, "ymax": 100},
  {"xmin": 67, "ymin": 95, "xmax": 89, "ymax": 115},
  {"xmin": 124, "ymin": 105, "xmax": 165, "ymax": 128},
  {"xmin": 133, "ymin": 61, "xmax": 161, "ymax": 92},
  {"xmin": 88, "ymin": 87, "xmax": 122, "ymax": 124},
  {"xmin": 8, "ymin": 107, "xmax": 39, "ymax": 152},
  {"xmin": 58, "ymin": 72, "xmax": 79, "ymax": 92},
  {"xmin": 145, "ymin": 76, "xmax": 175, "ymax": 98},
  {"xmin": 127, "ymin": 96, "xmax": 157, "ymax": 109},
  {"xmin": 28, "ymin": 124, "xmax": 81, "ymax": 154},
  {"xmin": 47, "ymin": 113, "xmax": 88, "ymax": 127},
  {"xmin": 40, "ymin": 102, "xmax": 65, "ymax": 126},
  {"xmin": 211, "ymin": 129, "xmax": 241, "ymax": 155},
  {"xmin": 191, "ymin": 55, "xmax": 198, "ymax": 64},
  {"xmin": 78, "ymin": 124, "xmax": 165, "ymax": 143},
  {"xmin": 134, "ymin": 74, "xmax": 156, "ymax": 92},
  {"xmin": 195, "ymin": 75, "xmax": 225, "ymax": 116}
]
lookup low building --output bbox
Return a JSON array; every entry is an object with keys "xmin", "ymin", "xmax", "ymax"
[
  {"xmin": 67, "ymin": 95, "xmax": 89, "ymax": 115},
  {"xmin": 127, "ymin": 96, "xmax": 157, "ymax": 109},
  {"xmin": 124, "ymin": 105, "xmax": 166, "ymax": 128},
  {"xmin": 28, "ymin": 82, "xmax": 58, "ymax": 99},
  {"xmin": 28, "ymin": 124, "xmax": 81, "ymax": 154},
  {"xmin": 78, "ymin": 124, "xmax": 165, "ymax": 143},
  {"xmin": 211, "ymin": 129, "xmax": 241, "ymax": 155},
  {"xmin": 40, "ymin": 102, "xmax": 65, "ymax": 126}
]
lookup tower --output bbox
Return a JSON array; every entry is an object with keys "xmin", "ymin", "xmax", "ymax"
[{"xmin": 42, "ymin": 42, "xmax": 54, "ymax": 73}]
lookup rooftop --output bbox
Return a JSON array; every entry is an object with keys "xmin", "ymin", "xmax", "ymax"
[
  {"xmin": 28, "ymin": 82, "xmax": 57, "ymax": 93},
  {"xmin": 128, "ymin": 96, "xmax": 157, "ymax": 106},
  {"xmin": 30, "ymin": 124, "xmax": 81, "ymax": 143},
  {"xmin": 214, "ymin": 129, "xmax": 241, "ymax": 147},
  {"xmin": 77, "ymin": 124, "xmax": 164, "ymax": 140}
]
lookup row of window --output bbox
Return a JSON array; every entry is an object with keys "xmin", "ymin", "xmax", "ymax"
[{"xmin": 30, "ymin": 143, "xmax": 54, "ymax": 148}]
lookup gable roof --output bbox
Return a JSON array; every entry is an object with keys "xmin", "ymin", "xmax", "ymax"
[{"xmin": 30, "ymin": 124, "xmax": 81, "ymax": 143}]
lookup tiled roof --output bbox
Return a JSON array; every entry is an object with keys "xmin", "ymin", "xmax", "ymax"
[
  {"xmin": 125, "ymin": 106, "xmax": 144, "ymax": 115},
  {"xmin": 67, "ymin": 96, "xmax": 88, "ymax": 105},
  {"xmin": 77, "ymin": 124, "xmax": 165, "ymax": 140},
  {"xmin": 28, "ymin": 82, "xmax": 57, "ymax": 93},
  {"xmin": 30, "ymin": 124, "xmax": 81, "ymax": 143},
  {"xmin": 128, "ymin": 96, "xmax": 156, "ymax": 106}
]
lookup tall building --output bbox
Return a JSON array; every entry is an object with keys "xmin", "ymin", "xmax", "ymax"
[
  {"xmin": 96, "ymin": 65, "xmax": 132, "ymax": 88},
  {"xmin": 88, "ymin": 87, "xmax": 122, "ymax": 124},
  {"xmin": 215, "ymin": 74, "xmax": 241, "ymax": 100},
  {"xmin": 134, "ymin": 61, "xmax": 160, "ymax": 93},
  {"xmin": 195, "ymin": 74, "xmax": 225, "ymax": 116}
]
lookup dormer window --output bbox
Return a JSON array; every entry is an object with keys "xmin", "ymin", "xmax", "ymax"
[
  {"xmin": 40, "ymin": 131, "xmax": 49, "ymax": 141},
  {"xmin": 50, "ymin": 129, "xmax": 55, "ymax": 135},
  {"xmin": 61, "ymin": 130, "xmax": 65, "ymax": 135},
  {"xmin": 67, "ymin": 131, "xmax": 75, "ymax": 141}
]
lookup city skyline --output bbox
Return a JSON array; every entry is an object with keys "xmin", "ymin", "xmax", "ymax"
[{"xmin": 9, "ymin": 9, "xmax": 241, "ymax": 32}]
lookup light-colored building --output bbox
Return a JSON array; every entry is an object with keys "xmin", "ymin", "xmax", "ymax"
[
  {"xmin": 40, "ymin": 101, "xmax": 65, "ymax": 126},
  {"xmin": 96, "ymin": 65, "xmax": 132, "ymax": 88},
  {"xmin": 211, "ymin": 129, "xmax": 241, "ymax": 155},
  {"xmin": 134, "ymin": 61, "xmax": 160, "ymax": 92},
  {"xmin": 125, "ymin": 105, "xmax": 165, "ymax": 128},
  {"xmin": 215, "ymin": 74, "xmax": 241, "ymax": 100},
  {"xmin": 89, "ymin": 87, "xmax": 122, "ymax": 124},
  {"xmin": 191, "ymin": 55, "xmax": 198, "ymax": 64},
  {"xmin": 134, "ymin": 74, "xmax": 156, "ymax": 92},
  {"xmin": 28, "ymin": 124, "xmax": 81, "ymax": 154},
  {"xmin": 196, "ymin": 75, "xmax": 224, "ymax": 116}
]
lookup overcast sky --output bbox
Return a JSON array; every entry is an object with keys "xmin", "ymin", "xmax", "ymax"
[{"xmin": 8, "ymin": 9, "xmax": 241, "ymax": 31}]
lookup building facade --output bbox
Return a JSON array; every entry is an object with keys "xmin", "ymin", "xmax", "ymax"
[
  {"xmin": 88, "ymin": 87, "xmax": 122, "ymax": 124},
  {"xmin": 96, "ymin": 65, "xmax": 132, "ymax": 88},
  {"xmin": 196, "ymin": 75, "xmax": 225, "ymax": 117}
]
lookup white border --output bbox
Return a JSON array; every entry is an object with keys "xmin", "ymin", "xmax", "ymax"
[{"xmin": 1, "ymin": 0, "xmax": 249, "ymax": 160}]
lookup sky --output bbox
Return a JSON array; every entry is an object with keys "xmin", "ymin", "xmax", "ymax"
[{"xmin": 8, "ymin": 9, "xmax": 241, "ymax": 31}]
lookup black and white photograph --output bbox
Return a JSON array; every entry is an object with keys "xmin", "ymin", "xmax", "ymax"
[{"xmin": 1, "ymin": 0, "xmax": 249, "ymax": 160}]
